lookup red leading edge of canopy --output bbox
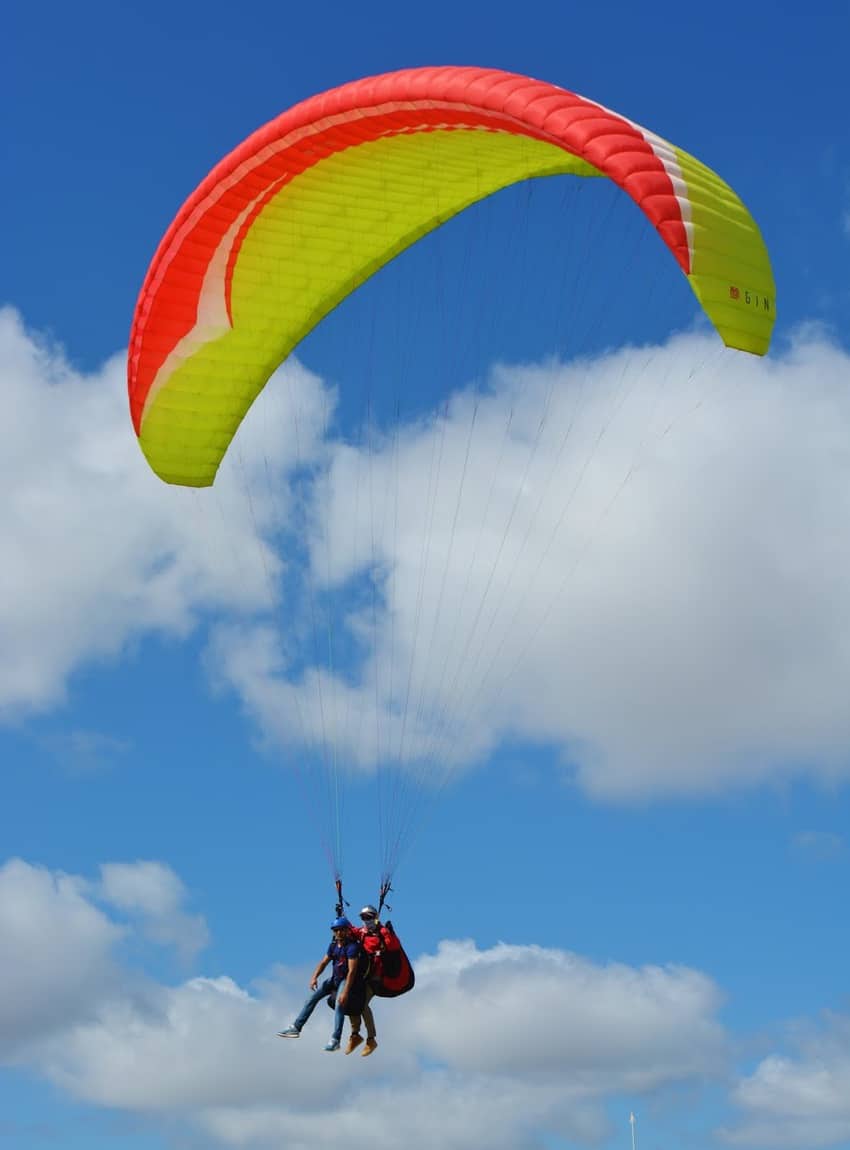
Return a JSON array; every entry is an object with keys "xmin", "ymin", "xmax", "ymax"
[{"xmin": 128, "ymin": 66, "xmax": 686, "ymax": 435}]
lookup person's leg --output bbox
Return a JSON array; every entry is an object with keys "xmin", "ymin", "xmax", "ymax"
[
  {"xmin": 332, "ymin": 992, "xmax": 346, "ymax": 1043},
  {"xmin": 362, "ymin": 998, "xmax": 376, "ymax": 1041},
  {"xmin": 345, "ymin": 1006, "xmax": 364, "ymax": 1054},
  {"xmin": 293, "ymin": 978, "xmax": 333, "ymax": 1031},
  {"xmin": 361, "ymin": 988, "xmax": 377, "ymax": 1054}
]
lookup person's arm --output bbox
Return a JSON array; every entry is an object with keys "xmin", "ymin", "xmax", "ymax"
[
  {"xmin": 310, "ymin": 954, "xmax": 331, "ymax": 990},
  {"xmin": 336, "ymin": 955, "xmax": 359, "ymax": 1006}
]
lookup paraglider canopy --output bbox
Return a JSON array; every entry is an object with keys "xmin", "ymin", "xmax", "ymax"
[{"xmin": 129, "ymin": 65, "xmax": 774, "ymax": 488}]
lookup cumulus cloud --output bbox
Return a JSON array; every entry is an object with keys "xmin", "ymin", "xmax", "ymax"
[
  {"xmin": 42, "ymin": 937, "xmax": 726, "ymax": 1114},
  {"xmin": 3, "ymin": 857, "xmax": 727, "ymax": 1150},
  {"xmin": 409, "ymin": 940, "xmax": 726, "ymax": 1086},
  {"xmin": 199, "ymin": 1074, "xmax": 609, "ymax": 1150},
  {"xmin": 0, "ymin": 858, "xmax": 213, "ymax": 1065},
  {"xmin": 42, "ymin": 940, "xmax": 723, "ymax": 1148},
  {"xmin": 6, "ymin": 307, "xmax": 850, "ymax": 807},
  {"xmin": 0, "ymin": 858, "xmax": 124, "ymax": 1057},
  {"xmin": 722, "ymin": 1013, "xmax": 850, "ymax": 1148},
  {"xmin": 97, "ymin": 861, "xmax": 210, "ymax": 962},
  {"xmin": 0, "ymin": 306, "xmax": 329, "ymax": 719},
  {"xmin": 212, "ymin": 329, "xmax": 850, "ymax": 802}
]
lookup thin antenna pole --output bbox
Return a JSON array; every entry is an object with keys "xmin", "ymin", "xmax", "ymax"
[{"xmin": 630, "ymin": 1111, "xmax": 637, "ymax": 1150}]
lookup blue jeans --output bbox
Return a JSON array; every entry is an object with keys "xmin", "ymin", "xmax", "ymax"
[{"xmin": 294, "ymin": 977, "xmax": 346, "ymax": 1041}]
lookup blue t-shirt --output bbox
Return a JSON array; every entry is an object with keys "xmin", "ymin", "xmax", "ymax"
[{"xmin": 327, "ymin": 938, "xmax": 360, "ymax": 986}]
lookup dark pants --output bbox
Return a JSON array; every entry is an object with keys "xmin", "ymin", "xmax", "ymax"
[{"xmin": 349, "ymin": 985, "xmax": 376, "ymax": 1040}]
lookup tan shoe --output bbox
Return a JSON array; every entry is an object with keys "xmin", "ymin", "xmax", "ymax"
[
  {"xmin": 361, "ymin": 1038, "xmax": 378, "ymax": 1057},
  {"xmin": 344, "ymin": 1033, "xmax": 363, "ymax": 1055}
]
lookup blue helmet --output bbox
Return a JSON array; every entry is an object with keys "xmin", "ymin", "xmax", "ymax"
[{"xmin": 331, "ymin": 916, "xmax": 351, "ymax": 930}]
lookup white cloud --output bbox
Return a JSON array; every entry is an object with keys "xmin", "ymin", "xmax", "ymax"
[
  {"xmin": 212, "ymin": 329, "xmax": 850, "ymax": 803},
  {"xmin": 42, "ymin": 937, "xmax": 725, "ymax": 1120},
  {"xmin": 0, "ymin": 857, "xmax": 213, "ymax": 1063},
  {"xmin": 722, "ymin": 1013, "xmax": 850, "ymax": 1148},
  {"xmin": 409, "ymin": 939, "xmax": 726, "ymax": 1085},
  {"xmin": 98, "ymin": 861, "xmax": 210, "ymax": 962},
  {"xmin": 40, "ymin": 975, "xmax": 290, "ymax": 1113},
  {"xmin": 200, "ymin": 1074, "xmax": 609, "ymax": 1150},
  {"xmin": 0, "ymin": 858, "xmax": 123, "ymax": 1057},
  {"xmin": 6, "ymin": 307, "xmax": 850, "ymax": 808},
  {"xmin": 0, "ymin": 306, "xmax": 329, "ymax": 719},
  {"xmin": 3, "ymin": 856, "xmax": 727, "ymax": 1150},
  {"xmin": 99, "ymin": 860, "xmax": 187, "ymax": 917}
]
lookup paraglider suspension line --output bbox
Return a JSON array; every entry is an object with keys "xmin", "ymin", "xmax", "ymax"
[
  {"xmin": 377, "ymin": 879, "xmax": 393, "ymax": 917},
  {"xmin": 334, "ymin": 877, "xmax": 349, "ymax": 919}
]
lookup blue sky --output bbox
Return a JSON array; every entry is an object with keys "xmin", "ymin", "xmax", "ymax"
[{"xmin": 3, "ymin": 3, "xmax": 850, "ymax": 1149}]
